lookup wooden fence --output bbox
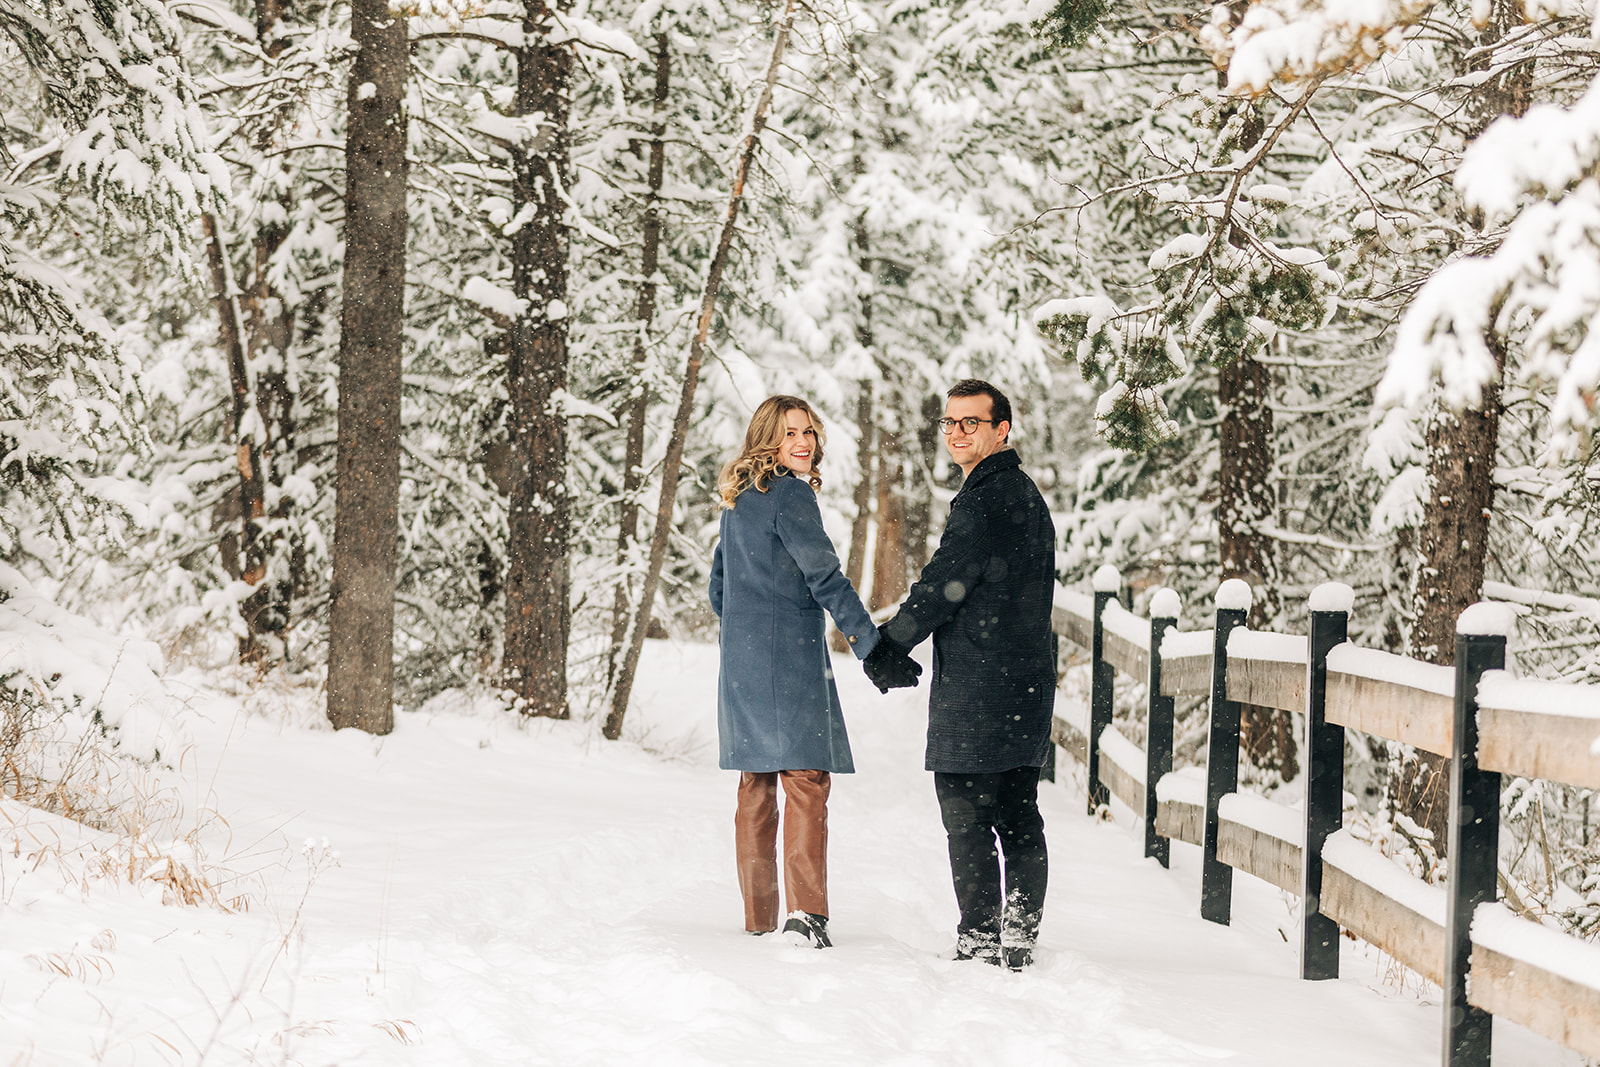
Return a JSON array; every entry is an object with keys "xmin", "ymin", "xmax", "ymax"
[{"xmin": 1051, "ymin": 565, "xmax": 1600, "ymax": 1067}]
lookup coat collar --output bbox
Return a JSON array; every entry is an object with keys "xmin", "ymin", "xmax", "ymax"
[{"xmin": 958, "ymin": 447, "xmax": 1020, "ymax": 492}]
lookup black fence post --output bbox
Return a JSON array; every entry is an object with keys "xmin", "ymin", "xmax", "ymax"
[
  {"xmin": 1202, "ymin": 579, "xmax": 1250, "ymax": 926},
  {"xmin": 1444, "ymin": 607, "xmax": 1508, "ymax": 1067},
  {"xmin": 1301, "ymin": 583, "xmax": 1350, "ymax": 981},
  {"xmin": 1086, "ymin": 565, "xmax": 1119, "ymax": 815},
  {"xmin": 1145, "ymin": 589, "xmax": 1180, "ymax": 868}
]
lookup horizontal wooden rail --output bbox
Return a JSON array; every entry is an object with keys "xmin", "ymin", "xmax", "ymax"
[
  {"xmin": 1225, "ymin": 630, "xmax": 1307, "ymax": 713},
  {"xmin": 1322, "ymin": 831, "xmax": 1447, "ymax": 987},
  {"xmin": 1052, "ymin": 590, "xmax": 1094, "ymax": 653},
  {"xmin": 1159, "ymin": 630, "xmax": 1212, "ymax": 696},
  {"xmin": 1215, "ymin": 793, "xmax": 1303, "ymax": 895},
  {"xmin": 1227, "ymin": 656, "xmax": 1306, "ymax": 714},
  {"xmin": 1051, "ymin": 714, "xmax": 1087, "ymax": 767},
  {"xmin": 1470, "ymin": 903, "xmax": 1600, "ymax": 1060},
  {"xmin": 1101, "ymin": 602, "xmax": 1150, "ymax": 680},
  {"xmin": 1475, "ymin": 672, "xmax": 1600, "ymax": 790},
  {"xmin": 1097, "ymin": 726, "xmax": 1145, "ymax": 815},
  {"xmin": 1154, "ymin": 770, "xmax": 1204, "ymax": 846},
  {"xmin": 1325, "ymin": 645, "xmax": 1454, "ymax": 757}
]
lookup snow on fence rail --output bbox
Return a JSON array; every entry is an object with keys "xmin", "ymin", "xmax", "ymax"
[{"xmin": 1049, "ymin": 572, "xmax": 1600, "ymax": 1067}]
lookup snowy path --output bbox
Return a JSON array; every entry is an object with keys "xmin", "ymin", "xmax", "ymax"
[{"xmin": 0, "ymin": 640, "xmax": 1580, "ymax": 1064}]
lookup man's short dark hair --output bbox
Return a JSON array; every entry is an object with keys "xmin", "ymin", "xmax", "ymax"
[{"xmin": 947, "ymin": 378, "xmax": 1012, "ymax": 430}]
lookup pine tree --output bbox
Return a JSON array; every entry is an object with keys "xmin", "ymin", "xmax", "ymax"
[{"xmin": 327, "ymin": 0, "xmax": 408, "ymax": 734}]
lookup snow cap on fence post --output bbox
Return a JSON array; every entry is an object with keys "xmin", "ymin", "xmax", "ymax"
[
  {"xmin": 1456, "ymin": 601, "xmax": 1516, "ymax": 638},
  {"xmin": 1149, "ymin": 587, "xmax": 1181, "ymax": 621},
  {"xmin": 1093, "ymin": 564, "xmax": 1122, "ymax": 594},
  {"xmin": 1216, "ymin": 578, "xmax": 1252, "ymax": 613},
  {"xmin": 1307, "ymin": 582, "xmax": 1354, "ymax": 616}
]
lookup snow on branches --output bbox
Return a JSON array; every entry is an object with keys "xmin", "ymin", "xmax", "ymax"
[
  {"xmin": 1199, "ymin": 1, "xmax": 1598, "ymax": 96},
  {"xmin": 1380, "ymin": 74, "xmax": 1600, "ymax": 458},
  {"xmin": 1198, "ymin": 0, "xmax": 1438, "ymax": 95},
  {"xmin": 9, "ymin": 0, "xmax": 228, "ymax": 266},
  {"xmin": 1035, "ymin": 189, "xmax": 1340, "ymax": 453}
]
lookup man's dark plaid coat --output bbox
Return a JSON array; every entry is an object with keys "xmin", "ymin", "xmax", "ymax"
[{"xmin": 882, "ymin": 448, "xmax": 1057, "ymax": 774}]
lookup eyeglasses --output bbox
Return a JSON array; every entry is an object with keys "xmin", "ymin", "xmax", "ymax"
[{"xmin": 937, "ymin": 417, "xmax": 998, "ymax": 435}]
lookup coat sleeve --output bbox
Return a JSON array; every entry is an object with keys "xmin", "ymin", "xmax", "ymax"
[
  {"xmin": 708, "ymin": 532, "xmax": 724, "ymax": 619},
  {"xmin": 881, "ymin": 497, "xmax": 990, "ymax": 650},
  {"xmin": 773, "ymin": 480, "xmax": 880, "ymax": 660}
]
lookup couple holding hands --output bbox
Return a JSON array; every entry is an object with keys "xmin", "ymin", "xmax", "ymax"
[{"xmin": 708, "ymin": 379, "xmax": 1058, "ymax": 970}]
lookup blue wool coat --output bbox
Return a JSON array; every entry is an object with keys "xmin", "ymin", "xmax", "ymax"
[{"xmin": 709, "ymin": 473, "xmax": 880, "ymax": 773}]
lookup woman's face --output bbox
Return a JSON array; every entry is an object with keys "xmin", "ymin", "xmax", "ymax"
[{"xmin": 777, "ymin": 407, "xmax": 817, "ymax": 475}]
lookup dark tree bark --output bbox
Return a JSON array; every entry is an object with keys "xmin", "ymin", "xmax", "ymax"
[
  {"xmin": 906, "ymin": 391, "xmax": 942, "ymax": 573},
  {"xmin": 1394, "ymin": 0, "xmax": 1529, "ymax": 856},
  {"xmin": 200, "ymin": 212, "xmax": 265, "ymax": 593},
  {"xmin": 1218, "ymin": 350, "xmax": 1293, "ymax": 780},
  {"xmin": 502, "ymin": 0, "xmax": 575, "ymax": 718},
  {"xmin": 844, "ymin": 380, "xmax": 873, "ymax": 593},
  {"xmin": 326, "ymin": 0, "xmax": 407, "ymax": 734},
  {"xmin": 606, "ymin": 0, "xmax": 798, "ymax": 740},
  {"xmin": 1399, "ymin": 341, "xmax": 1506, "ymax": 852},
  {"xmin": 843, "ymin": 182, "xmax": 874, "ymax": 597},
  {"xmin": 869, "ymin": 421, "xmax": 909, "ymax": 612},
  {"xmin": 608, "ymin": 32, "xmax": 671, "ymax": 685},
  {"xmin": 202, "ymin": 0, "xmax": 303, "ymax": 668},
  {"xmin": 834, "ymin": 180, "xmax": 875, "ymax": 653},
  {"xmin": 1207, "ymin": 76, "xmax": 1292, "ymax": 782}
]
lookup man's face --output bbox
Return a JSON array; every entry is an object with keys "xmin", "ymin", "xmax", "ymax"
[{"xmin": 942, "ymin": 394, "xmax": 1009, "ymax": 475}]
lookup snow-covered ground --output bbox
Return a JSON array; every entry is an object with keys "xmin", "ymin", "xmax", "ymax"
[{"xmin": 0, "ymin": 639, "xmax": 1583, "ymax": 1065}]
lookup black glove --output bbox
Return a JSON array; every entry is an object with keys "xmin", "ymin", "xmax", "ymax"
[{"xmin": 863, "ymin": 633, "xmax": 921, "ymax": 693}]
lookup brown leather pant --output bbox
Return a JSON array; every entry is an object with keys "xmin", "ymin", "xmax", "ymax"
[{"xmin": 734, "ymin": 769, "xmax": 830, "ymax": 932}]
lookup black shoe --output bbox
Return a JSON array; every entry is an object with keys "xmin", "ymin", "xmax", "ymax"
[
  {"xmin": 782, "ymin": 911, "xmax": 832, "ymax": 949},
  {"xmin": 954, "ymin": 931, "xmax": 1001, "ymax": 965},
  {"xmin": 1003, "ymin": 945, "xmax": 1034, "ymax": 971}
]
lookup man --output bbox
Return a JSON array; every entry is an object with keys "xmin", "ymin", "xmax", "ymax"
[{"xmin": 861, "ymin": 378, "xmax": 1057, "ymax": 970}]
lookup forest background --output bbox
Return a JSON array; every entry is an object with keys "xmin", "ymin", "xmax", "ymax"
[{"xmin": 12, "ymin": 0, "xmax": 1600, "ymax": 944}]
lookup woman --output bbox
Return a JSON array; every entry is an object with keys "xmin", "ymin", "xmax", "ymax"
[{"xmin": 708, "ymin": 395, "xmax": 880, "ymax": 949}]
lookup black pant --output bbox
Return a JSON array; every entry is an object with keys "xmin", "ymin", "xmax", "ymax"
[{"xmin": 934, "ymin": 766, "xmax": 1048, "ymax": 954}]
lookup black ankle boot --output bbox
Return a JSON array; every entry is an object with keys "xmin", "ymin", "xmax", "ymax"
[{"xmin": 782, "ymin": 911, "xmax": 832, "ymax": 948}]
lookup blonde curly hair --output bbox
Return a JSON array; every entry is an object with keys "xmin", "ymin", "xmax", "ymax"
[{"xmin": 717, "ymin": 395, "xmax": 826, "ymax": 508}]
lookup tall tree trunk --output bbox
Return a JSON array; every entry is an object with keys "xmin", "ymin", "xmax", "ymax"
[
  {"xmin": 844, "ymin": 381, "xmax": 873, "ymax": 592},
  {"xmin": 1216, "ymin": 357, "xmax": 1276, "ymax": 593},
  {"xmin": 1218, "ymin": 350, "xmax": 1292, "ymax": 780},
  {"xmin": 326, "ymin": 0, "xmax": 407, "ymax": 734},
  {"xmin": 833, "ymin": 184, "xmax": 875, "ymax": 653},
  {"xmin": 502, "ymin": 0, "xmax": 574, "ymax": 719},
  {"xmin": 906, "ymin": 391, "xmax": 942, "ymax": 573},
  {"xmin": 1209, "ymin": 78, "xmax": 1291, "ymax": 782},
  {"xmin": 1394, "ymin": 0, "xmax": 1529, "ymax": 857},
  {"xmin": 605, "ymin": 0, "xmax": 798, "ymax": 741},
  {"xmin": 239, "ymin": 217, "xmax": 300, "ymax": 660},
  {"xmin": 1400, "ymin": 343, "xmax": 1506, "ymax": 853},
  {"xmin": 843, "ymin": 182, "xmax": 874, "ymax": 596},
  {"xmin": 203, "ymin": 0, "xmax": 301, "ymax": 668},
  {"xmin": 608, "ymin": 32, "xmax": 671, "ymax": 685},
  {"xmin": 833, "ymin": 378, "xmax": 874, "ymax": 655},
  {"xmin": 200, "ymin": 211, "xmax": 266, "ymax": 597},
  {"xmin": 239, "ymin": 0, "xmax": 299, "ymax": 653},
  {"xmin": 869, "ymin": 418, "xmax": 908, "ymax": 612}
]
